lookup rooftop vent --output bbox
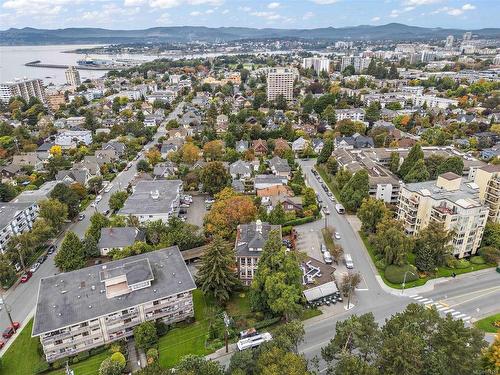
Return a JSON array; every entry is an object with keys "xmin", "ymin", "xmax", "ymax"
[
  {"xmin": 60, "ymin": 290, "xmax": 67, "ymax": 294},
  {"xmin": 178, "ymin": 281, "xmax": 182, "ymax": 284},
  {"xmin": 91, "ymin": 285, "xmax": 96, "ymax": 291},
  {"xmin": 88, "ymin": 305, "xmax": 92, "ymax": 309},
  {"xmin": 77, "ymin": 295, "xmax": 81, "ymax": 299}
]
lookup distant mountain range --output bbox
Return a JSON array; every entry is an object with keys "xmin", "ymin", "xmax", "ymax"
[{"xmin": 1, "ymin": 23, "xmax": 500, "ymax": 45}]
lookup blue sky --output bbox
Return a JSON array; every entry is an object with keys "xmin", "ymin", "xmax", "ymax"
[{"xmin": 0, "ymin": 0, "xmax": 498, "ymax": 30}]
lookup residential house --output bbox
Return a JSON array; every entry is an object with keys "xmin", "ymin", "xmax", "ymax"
[
  {"xmin": 254, "ymin": 174, "xmax": 287, "ymax": 191},
  {"xmin": 56, "ymin": 168, "xmax": 92, "ymax": 186},
  {"xmin": 312, "ymin": 139, "xmax": 324, "ymax": 154},
  {"xmin": 235, "ymin": 220, "xmax": 281, "ymax": 285},
  {"xmin": 55, "ymin": 130, "xmax": 92, "ymax": 149},
  {"xmin": 97, "ymin": 227, "xmax": 145, "ymax": 256},
  {"xmin": 102, "ymin": 141, "xmax": 126, "ymax": 158},
  {"xmin": 273, "ymin": 138, "xmax": 290, "ymax": 155},
  {"xmin": 230, "ymin": 160, "xmax": 252, "ymax": 180},
  {"xmin": 12, "ymin": 153, "xmax": 44, "ymax": 171},
  {"xmin": 268, "ymin": 156, "xmax": 291, "ymax": 179},
  {"xmin": 216, "ymin": 114, "xmax": 229, "ymax": 134},
  {"xmin": 160, "ymin": 143, "xmax": 179, "ymax": 159},
  {"xmin": 235, "ymin": 140, "xmax": 249, "ymax": 153},
  {"xmin": 252, "ymin": 139, "xmax": 268, "ymax": 156},
  {"xmin": 153, "ymin": 162, "xmax": 177, "ymax": 178},
  {"xmin": 292, "ymin": 137, "xmax": 309, "ymax": 153}
]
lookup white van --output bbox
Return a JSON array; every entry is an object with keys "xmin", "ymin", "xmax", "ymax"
[
  {"xmin": 344, "ymin": 253, "xmax": 354, "ymax": 269},
  {"xmin": 323, "ymin": 251, "xmax": 333, "ymax": 264}
]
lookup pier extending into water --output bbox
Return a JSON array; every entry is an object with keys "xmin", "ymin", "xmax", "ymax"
[{"xmin": 25, "ymin": 60, "xmax": 123, "ymax": 70}]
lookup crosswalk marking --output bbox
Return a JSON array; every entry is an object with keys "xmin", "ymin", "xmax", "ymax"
[
  {"xmin": 437, "ymin": 306, "xmax": 449, "ymax": 311},
  {"xmin": 409, "ymin": 295, "xmax": 418, "ymax": 298},
  {"xmin": 413, "ymin": 296, "xmax": 424, "ymax": 300},
  {"xmin": 443, "ymin": 308, "xmax": 454, "ymax": 313},
  {"xmin": 451, "ymin": 311, "xmax": 461, "ymax": 316},
  {"xmin": 461, "ymin": 316, "xmax": 471, "ymax": 322},
  {"xmin": 455, "ymin": 313, "xmax": 467, "ymax": 319},
  {"xmin": 408, "ymin": 295, "xmax": 472, "ymax": 324}
]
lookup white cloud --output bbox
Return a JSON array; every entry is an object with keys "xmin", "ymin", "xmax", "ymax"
[
  {"xmin": 205, "ymin": 9, "xmax": 214, "ymax": 14},
  {"xmin": 81, "ymin": 4, "xmax": 140, "ymax": 24},
  {"xmin": 124, "ymin": 0, "xmax": 146, "ymax": 6},
  {"xmin": 302, "ymin": 11, "xmax": 314, "ymax": 20},
  {"xmin": 431, "ymin": 3, "xmax": 476, "ymax": 16},
  {"xmin": 462, "ymin": 3, "xmax": 476, "ymax": 10},
  {"xmin": 309, "ymin": 0, "xmax": 339, "ymax": 4},
  {"xmin": 148, "ymin": 0, "xmax": 223, "ymax": 9},
  {"xmin": 267, "ymin": 2, "xmax": 280, "ymax": 9},
  {"xmin": 371, "ymin": 16, "xmax": 381, "ymax": 21},
  {"xmin": 251, "ymin": 10, "xmax": 292, "ymax": 22},
  {"xmin": 404, "ymin": 0, "xmax": 442, "ymax": 5},
  {"xmin": 156, "ymin": 12, "xmax": 171, "ymax": 24},
  {"xmin": 221, "ymin": 8, "xmax": 229, "ymax": 14},
  {"xmin": 240, "ymin": 6, "xmax": 251, "ymax": 12},
  {"xmin": 389, "ymin": 9, "xmax": 400, "ymax": 17},
  {"xmin": 3, "ymin": 0, "xmax": 75, "ymax": 15},
  {"xmin": 190, "ymin": 11, "xmax": 202, "ymax": 16}
]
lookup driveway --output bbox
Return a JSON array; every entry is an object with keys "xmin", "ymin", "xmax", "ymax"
[{"xmin": 185, "ymin": 194, "xmax": 207, "ymax": 228}]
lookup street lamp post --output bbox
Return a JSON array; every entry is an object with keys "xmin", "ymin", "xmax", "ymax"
[{"xmin": 401, "ymin": 270, "xmax": 417, "ymax": 295}]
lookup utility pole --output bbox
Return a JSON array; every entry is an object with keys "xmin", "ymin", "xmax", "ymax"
[
  {"xmin": 223, "ymin": 312, "xmax": 231, "ymax": 353},
  {"xmin": 0, "ymin": 292, "xmax": 17, "ymax": 334},
  {"xmin": 65, "ymin": 360, "xmax": 74, "ymax": 375}
]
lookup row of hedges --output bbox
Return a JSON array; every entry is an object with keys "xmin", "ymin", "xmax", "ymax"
[
  {"xmin": 284, "ymin": 216, "xmax": 316, "ymax": 227},
  {"xmin": 253, "ymin": 317, "xmax": 281, "ymax": 330}
]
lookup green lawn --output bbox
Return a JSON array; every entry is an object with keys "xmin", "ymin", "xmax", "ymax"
[
  {"xmin": 474, "ymin": 313, "xmax": 500, "ymax": 333},
  {"xmin": 0, "ymin": 319, "xmax": 45, "ymax": 375},
  {"xmin": 359, "ymin": 231, "xmax": 496, "ymax": 290},
  {"xmin": 47, "ymin": 352, "xmax": 109, "ymax": 375},
  {"xmin": 157, "ymin": 290, "xmax": 216, "ymax": 368}
]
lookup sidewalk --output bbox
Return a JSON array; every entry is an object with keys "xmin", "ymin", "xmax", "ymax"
[{"xmin": 205, "ymin": 343, "xmax": 237, "ymax": 361}]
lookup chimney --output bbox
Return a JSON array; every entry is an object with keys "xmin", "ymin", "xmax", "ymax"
[{"xmin": 256, "ymin": 219, "xmax": 262, "ymax": 234}]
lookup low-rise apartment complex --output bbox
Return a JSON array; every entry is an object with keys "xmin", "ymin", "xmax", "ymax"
[
  {"xmin": 118, "ymin": 180, "xmax": 182, "ymax": 223},
  {"xmin": 397, "ymin": 172, "xmax": 489, "ymax": 258},
  {"xmin": 0, "ymin": 201, "xmax": 38, "ymax": 256},
  {"xmin": 235, "ymin": 220, "xmax": 281, "ymax": 286},
  {"xmin": 32, "ymin": 246, "xmax": 196, "ymax": 362}
]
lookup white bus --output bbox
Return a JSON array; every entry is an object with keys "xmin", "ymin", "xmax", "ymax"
[
  {"xmin": 335, "ymin": 203, "xmax": 345, "ymax": 214},
  {"xmin": 237, "ymin": 332, "xmax": 273, "ymax": 351}
]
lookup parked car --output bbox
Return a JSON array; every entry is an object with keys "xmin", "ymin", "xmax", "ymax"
[
  {"xmin": 322, "ymin": 207, "xmax": 330, "ymax": 215},
  {"xmin": 103, "ymin": 209, "xmax": 111, "ymax": 216},
  {"xmin": 78, "ymin": 213, "xmax": 85, "ymax": 221},
  {"xmin": 20, "ymin": 272, "xmax": 32, "ymax": 283},
  {"xmin": 47, "ymin": 245, "xmax": 56, "ymax": 254},
  {"xmin": 37, "ymin": 255, "xmax": 47, "ymax": 264},
  {"xmin": 344, "ymin": 253, "xmax": 354, "ymax": 269},
  {"xmin": 323, "ymin": 251, "xmax": 333, "ymax": 265},
  {"xmin": 320, "ymin": 244, "xmax": 327, "ymax": 253},
  {"xmin": 2, "ymin": 322, "xmax": 20, "ymax": 339},
  {"xmin": 90, "ymin": 202, "xmax": 97, "ymax": 208},
  {"xmin": 95, "ymin": 195, "xmax": 102, "ymax": 202},
  {"xmin": 29, "ymin": 262, "xmax": 40, "ymax": 273},
  {"xmin": 334, "ymin": 232, "xmax": 341, "ymax": 240},
  {"xmin": 0, "ymin": 340, "xmax": 5, "ymax": 349}
]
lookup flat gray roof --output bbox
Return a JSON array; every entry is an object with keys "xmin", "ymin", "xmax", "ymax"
[
  {"xmin": 118, "ymin": 180, "xmax": 182, "ymax": 216},
  {"xmin": 32, "ymin": 246, "xmax": 196, "ymax": 336}
]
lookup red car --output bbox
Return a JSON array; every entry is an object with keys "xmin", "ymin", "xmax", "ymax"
[
  {"xmin": 0, "ymin": 341, "xmax": 5, "ymax": 349},
  {"xmin": 2, "ymin": 322, "xmax": 20, "ymax": 339},
  {"xmin": 20, "ymin": 272, "xmax": 32, "ymax": 283}
]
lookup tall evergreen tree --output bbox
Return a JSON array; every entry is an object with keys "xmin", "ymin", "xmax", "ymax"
[
  {"xmin": 404, "ymin": 159, "xmax": 430, "ymax": 183},
  {"xmin": 340, "ymin": 170, "xmax": 370, "ymax": 212},
  {"xmin": 415, "ymin": 222, "xmax": 453, "ymax": 272},
  {"xmin": 317, "ymin": 139, "xmax": 334, "ymax": 164},
  {"xmin": 196, "ymin": 236, "xmax": 239, "ymax": 304},
  {"xmin": 54, "ymin": 232, "xmax": 86, "ymax": 272},
  {"xmin": 399, "ymin": 143, "xmax": 424, "ymax": 178},
  {"xmin": 389, "ymin": 151, "xmax": 400, "ymax": 174}
]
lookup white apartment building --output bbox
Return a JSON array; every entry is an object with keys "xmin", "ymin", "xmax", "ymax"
[
  {"xmin": 302, "ymin": 57, "xmax": 330, "ymax": 75},
  {"xmin": 55, "ymin": 130, "xmax": 93, "ymax": 149},
  {"xmin": 65, "ymin": 66, "xmax": 81, "ymax": 88},
  {"xmin": 397, "ymin": 172, "xmax": 489, "ymax": 258},
  {"xmin": 32, "ymin": 247, "xmax": 196, "ymax": 362},
  {"xmin": 335, "ymin": 108, "xmax": 365, "ymax": 122},
  {"xmin": 266, "ymin": 67, "xmax": 295, "ymax": 102},
  {"xmin": 340, "ymin": 56, "xmax": 372, "ymax": 73},
  {"xmin": 412, "ymin": 94, "xmax": 458, "ymax": 109},
  {"xmin": 118, "ymin": 180, "xmax": 182, "ymax": 223},
  {"xmin": 473, "ymin": 164, "xmax": 500, "ymax": 223},
  {"xmin": 445, "ymin": 35, "xmax": 454, "ymax": 49},
  {"xmin": 0, "ymin": 78, "xmax": 46, "ymax": 103},
  {"xmin": 0, "ymin": 202, "xmax": 38, "ymax": 255}
]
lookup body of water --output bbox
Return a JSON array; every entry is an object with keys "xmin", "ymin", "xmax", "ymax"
[{"xmin": 0, "ymin": 45, "xmax": 156, "ymax": 85}]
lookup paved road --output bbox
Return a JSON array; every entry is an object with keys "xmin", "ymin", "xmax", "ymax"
[
  {"xmin": 214, "ymin": 159, "xmax": 500, "ymax": 369},
  {"xmin": 0, "ymin": 101, "xmax": 185, "ymax": 355}
]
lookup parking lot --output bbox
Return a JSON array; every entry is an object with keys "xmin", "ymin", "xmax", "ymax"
[
  {"xmin": 184, "ymin": 194, "xmax": 207, "ymax": 228},
  {"xmin": 295, "ymin": 220, "xmax": 325, "ymax": 262}
]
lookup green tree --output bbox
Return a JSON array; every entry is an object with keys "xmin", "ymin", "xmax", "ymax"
[
  {"xmin": 87, "ymin": 176, "xmax": 103, "ymax": 195},
  {"xmin": 317, "ymin": 139, "xmax": 333, "ymax": 164},
  {"xmin": 389, "ymin": 152, "xmax": 400, "ymax": 174},
  {"xmin": 324, "ymin": 157, "xmax": 337, "ymax": 176},
  {"xmin": 0, "ymin": 182, "xmax": 18, "ymax": 202},
  {"xmin": 272, "ymin": 320, "xmax": 305, "ymax": 354},
  {"xmin": 196, "ymin": 236, "xmax": 239, "ymax": 304},
  {"xmin": 436, "ymin": 156, "xmax": 464, "ymax": 177},
  {"xmin": 110, "ymin": 352, "xmax": 126, "ymax": 369},
  {"xmin": 425, "ymin": 154, "xmax": 446, "ymax": 179},
  {"xmin": 321, "ymin": 104, "xmax": 337, "ymax": 126},
  {"xmin": 133, "ymin": 322, "xmax": 158, "ymax": 351},
  {"xmin": 0, "ymin": 255, "xmax": 16, "ymax": 287},
  {"xmin": 357, "ymin": 198, "xmax": 389, "ymax": 234},
  {"xmin": 99, "ymin": 357, "xmax": 122, "ymax": 375},
  {"xmin": 137, "ymin": 159, "xmax": 150, "ymax": 172},
  {"xmin": 335, "ymin": 168, "xmax": 352, "ymax": 191},
  {"xmin": 340, "ymin": 170, "xmax": 369, "ymax": 212},
  {"xmin": 54, "ymin": 232, "xmax": 86, "ymax": 272},
  {"xmin": 365, "ymin": 102, "xmax": 381, "ymax": 123},
  {"xmin": 268, "ymin": 203, "xmax": 286, "ymax": 225},
  {"xmin": 50, "ymin": 183, "xmax": 80, "ymax": 219},
  {"xmin": 399, "ymin": 144, "xmax": 424, "ymax": 179},
  {"xmin": 200, "ymin": 161, "xmax": 231, "ymax": 196},
  {"xmin": 38, "ymin": 198, "xmax": 68, "ymax": 232},
  {"xmin": 388, "ymin": 63, "xmax": 399, "ymax": 79},
  {"xmin": 415, "ymin": 222, "xmax": 453, "ymax": 272},
  {"xmin": 175, "ymin": 355, "xmax": 224, "ymax": 375},
  {"xmin": 373, "ymin": 218, "xmax": 414, "ymax": 266},
  {"xmin": 86, "ymin": 213, "xmax": 110, "ymax": 241},
  {"xmin": 257, "ymin": 346, "xmax": 311, "ymax": 375},
  {"xmin": 275, "ymin": 94, "xmax": 288, "ymax": 111},
  {"xmin": 250, "ymin": 230, "xmax": 303, "ymax": 320},
  {"xmin": 331, "ymin": 354, "xmax": 379, "ymax": 375},
  {"xmin": 481, "ymin": 222, "xmax": 500, "ymax": 249},
  {"xmin": 404, "ymin": 159, "xmax": 430, "ymax": 183},
  {"xmin": 109, "ymin": 191, "xmax": 128, "ymax": 212},
  {"xmin": 228, "ymin": 349, "xmax": 256, "ymax": 375}
]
